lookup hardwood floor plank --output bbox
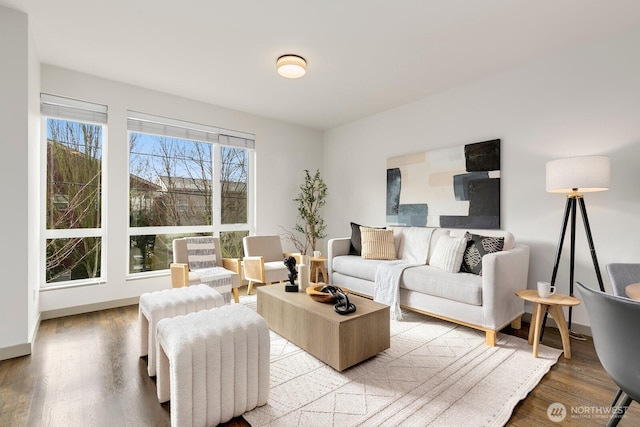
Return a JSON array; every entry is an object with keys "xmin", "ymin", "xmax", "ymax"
[{"xmin": 1, "ymin": 297, "xmax": 637, "ymax": 426}]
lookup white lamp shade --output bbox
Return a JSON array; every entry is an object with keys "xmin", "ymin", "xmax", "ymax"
[
  {"xmin": 546, "ymin": 155, "xmax": 610, "ymax": 193},
  {"xmin": 277, "ymin": 55, "xmax": 306, "ymax": 79}
]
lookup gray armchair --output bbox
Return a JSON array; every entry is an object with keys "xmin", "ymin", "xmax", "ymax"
[
  {"xmin": 242, "ymin": 235, "xmax": 300, "ymax": 295},
  {"xmin": 576, "ymin": 281, "xmax": 640, "ymax": 426},
  {"xmin": 606, "ymin": 263, "xmax": 640, "ymax": 297},
  {"xmin": 170, "ymin": 236, "xmax": 242, "ymax": 303}
]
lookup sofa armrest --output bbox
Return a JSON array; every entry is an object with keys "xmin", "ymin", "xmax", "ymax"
[
  {"xmin": 327, "ymin": 238, "xmax": 351, "ymax": 280},
  {"xmin": 481, "ymin": 244, "xmax": 530, "ymax": 329},
  {"xmin": 170, "ymin": 263, "xmax": 189, "ymax": 288},
  {"xmin": 243, "ymin": 256, "xmax": 265, "ymax": 283}
]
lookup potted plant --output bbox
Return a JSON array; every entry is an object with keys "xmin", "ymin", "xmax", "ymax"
[{"xmin": 281, "ymin": 169, "xmax": 328, "ymax": 256}]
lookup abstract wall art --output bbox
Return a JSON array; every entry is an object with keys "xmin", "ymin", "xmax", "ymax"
[{"xmin": 386, "ymin": 139, "xmax": 500, "ymax": 229}]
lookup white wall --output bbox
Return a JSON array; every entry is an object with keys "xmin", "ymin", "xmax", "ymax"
[
  {"xmin": 324, "ymin": 25, "xmax": 640, "ymax": 329},
  {"xmin": 38, "ymin": 66, "xmax": 323, "ymax": 313},
  {"xmin": 27, "ymin": 11, "xmax": 42, "ymax": 345},
  {"xmin": 0, "ymin": 6, "xmax": 32, "ymax": 357}
]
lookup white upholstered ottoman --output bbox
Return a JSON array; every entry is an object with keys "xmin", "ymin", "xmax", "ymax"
[
  {"xmin": 155, "ymin": 304, "xmax": 270, "ymax": 427},
  {"xmin": 139, "ymin": 284, "xmax": 224, "ymax": 376}
]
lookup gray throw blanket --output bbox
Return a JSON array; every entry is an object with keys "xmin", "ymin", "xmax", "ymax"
[
  {"xmin": 184, "ymin": 237, "xmax": 232, "ymax": 304},
  {"xmin": 193, "ymin": 267, "xmax": 233, "ymax": 305}
]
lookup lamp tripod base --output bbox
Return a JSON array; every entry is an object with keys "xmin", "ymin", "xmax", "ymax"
[
  {"xmin": 543, "ymin": 194, "xmax": 605, "ymax": 344},
  {"xmin": 569, "ymin": 330, "xmax": 587, "ymax": 341}
]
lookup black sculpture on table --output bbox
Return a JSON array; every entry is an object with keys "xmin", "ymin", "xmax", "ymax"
[{"xmin": 284, "ymin": 256, "xmax": 298, "ymax": 292}]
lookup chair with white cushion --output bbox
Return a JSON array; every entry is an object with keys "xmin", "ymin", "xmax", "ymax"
[
  {"xmin": 170, "ymin": 236, "xmax": 242, "ymax": 303},
  {"xmin": 242, "ymin": 235, "xmax": 300, "ymax": 295}
]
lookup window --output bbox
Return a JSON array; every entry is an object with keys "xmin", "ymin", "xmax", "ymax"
[
  {"xmin": 41, "ymin": 94, "xmax": 107, "ymax": 287},
  {"xmin": 127, "ymin": 112, "xmax": 254, "ymax": 275}
]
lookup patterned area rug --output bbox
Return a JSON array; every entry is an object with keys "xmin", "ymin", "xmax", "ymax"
[{"xmin": 241, "ymin": 294, "xmax": 562, "ymax": 426}]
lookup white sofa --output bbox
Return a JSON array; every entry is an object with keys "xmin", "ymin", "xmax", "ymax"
[{"xmin": 328, "ymin": 227, "xmax": 530, "ymax": 346}]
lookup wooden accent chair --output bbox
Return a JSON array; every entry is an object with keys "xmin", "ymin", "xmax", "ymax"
[
  {"xmin": 242, "ymin": 235, "xmax": 301, "ymax": 295},
  {"xmin": 170, "ymin": 237, "xmax": 242, "ymax": 303}
]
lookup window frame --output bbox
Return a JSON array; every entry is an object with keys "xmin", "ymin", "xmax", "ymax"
[
  {"xmin": 126, "ymin": 112, "xmax": 255, "ymax": 277},
  {"xmin": 40, "ymin": 94, "xmax": 108, "ymax": 290}
]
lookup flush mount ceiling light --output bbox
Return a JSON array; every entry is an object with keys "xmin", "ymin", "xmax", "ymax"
[{"xmin": 276, "ymin": 54, "xmax": 307, "ymax": 79}]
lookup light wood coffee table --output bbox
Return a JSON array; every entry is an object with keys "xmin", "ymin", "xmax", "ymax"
[{"xmin": 257, "ymin": 283, "xmax": 390, "ymax": 371}]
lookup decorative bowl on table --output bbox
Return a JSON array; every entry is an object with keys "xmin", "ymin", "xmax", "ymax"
[{"xmin": 306, "ymin": 285, "xmax": 348, "ymax": 303}]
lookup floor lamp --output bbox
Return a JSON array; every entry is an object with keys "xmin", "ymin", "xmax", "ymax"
[{"xmin": 545, "ymin": 155, "xmax": 610, "ymax": 339}]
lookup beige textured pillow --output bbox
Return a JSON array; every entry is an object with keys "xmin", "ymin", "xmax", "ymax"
[{"xmin": 360, "ymin": 227, "xmax": 397, "ymax": 260}]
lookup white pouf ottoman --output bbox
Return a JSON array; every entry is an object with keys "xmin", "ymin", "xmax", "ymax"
[
  {"xmin": 139, "ymin": 284, "xmax": 224, "ymax": 377},
  {"xmin": 155, "ymin": 304, "xmax": 270, "ymax": 427}
]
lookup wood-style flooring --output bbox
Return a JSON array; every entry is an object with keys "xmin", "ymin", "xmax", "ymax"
[{"xmin": 1, "ymin": 286, "xmax": 639, "ymax": 426}]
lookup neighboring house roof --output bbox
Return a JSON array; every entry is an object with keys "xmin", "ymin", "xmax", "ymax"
[{"xmin": 156, "ymin": 176, "xmax": 246, "ymax": 193}]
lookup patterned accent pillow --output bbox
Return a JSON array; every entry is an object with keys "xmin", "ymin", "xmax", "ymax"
[
  {"xmin": 360, "ymin": 228, "xmax": 397, "ymax": 260},
  {"xmin": 185, "ymin": 236, "xmax": 217, "ymax": 270},
  {"xmin": 429, "ymin": 234, "xmax": 467, "ymax": 273},
  {"xmin": 461, "ymin": 232, "xmax": 505, "ymax": 276}
]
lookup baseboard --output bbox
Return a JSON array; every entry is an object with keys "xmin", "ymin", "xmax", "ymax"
[
  {"xmin": 29, "ymin": 311, "xmax": 42, "ymax": 344},
  {"xmin": 520, "ymin": 312, "xmax": 592, "ymax": 337},
  {"xmin": 41, "ymin": 297, "xmax": 139, "ymax": 320},
  {"xmin": 0, "ymin": 342, "xmax": 32, "ymax": 361}
]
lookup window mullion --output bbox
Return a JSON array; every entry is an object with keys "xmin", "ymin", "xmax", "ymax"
[{"xmin": 213, "ymin": 144, "xmax": 222, "ymax": 235}]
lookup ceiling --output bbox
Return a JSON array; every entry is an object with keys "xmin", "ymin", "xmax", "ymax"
[{"xmin": 4, "ymin": 0, "xmax": 640, "ymax": 130}]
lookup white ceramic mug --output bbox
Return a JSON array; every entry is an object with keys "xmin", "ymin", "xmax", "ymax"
[
  {"xmin": 537, "ymin": 281, "xmax": 556, "ymax": 298},
  {"xmin": 313, "ymin": 250, "xmax": 321, "ymax": 258}
]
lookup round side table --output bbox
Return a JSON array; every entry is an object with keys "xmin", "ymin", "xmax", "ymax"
[
  {"xmin": 515, "ymin": 289, "xmax": 580, "ymax": 359},
  {"xmin": 625, "ymin": 283, "xmax": 640, "ymax": 301},
  {"xmin": 309, "ymin": 257, "xmax": 328, "ymax": 283}
]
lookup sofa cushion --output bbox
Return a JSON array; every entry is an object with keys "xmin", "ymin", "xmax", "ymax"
[
  {"xmin": 349, "ymin": 222, "xmax": 385, "ymax": 256},
  {"xmin": 429, "ymin": 234, "xmax": 466, "ymax": 273},
  {"xmin": 461, "ymin": 233, "xmax": 505, "ymax": 275},
  {"xmin": 332, "ymin": 255, "xmax": 382, "ymax": 282},
  {"xmin": 263, "ymin": 261, "xmax": 290, "ymax": 283},
  {"xmin": 401, "ymin": 265, "xmax": 483, "ymax": 306}
]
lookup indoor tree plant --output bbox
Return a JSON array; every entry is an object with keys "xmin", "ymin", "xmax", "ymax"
[{"xmin": 281, "ymin": 169, "xmax": 328, "ymax": 255}]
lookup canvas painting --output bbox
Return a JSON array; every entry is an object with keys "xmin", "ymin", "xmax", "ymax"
[{"xmin": 386, "ymin": 139, "xmax": 500, "ymax": 229}]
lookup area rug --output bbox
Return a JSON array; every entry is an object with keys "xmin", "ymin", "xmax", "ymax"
[{"xmin": 240, "ymin": 294, "xmax": 562, "ymax": 426}]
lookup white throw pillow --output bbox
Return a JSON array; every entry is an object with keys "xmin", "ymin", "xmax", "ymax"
[{"xmin": 429, "ymin": 234, "xmax": 467, "ymax": 273}]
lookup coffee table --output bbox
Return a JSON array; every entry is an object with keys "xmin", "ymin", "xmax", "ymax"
[{"xmin": 257, "ymin": 283, "xmax": 390, "ymax": 371}]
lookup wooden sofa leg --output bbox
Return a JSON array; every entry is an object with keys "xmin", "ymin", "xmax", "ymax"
[
  {"xmin": 232, "ymin": 288, "xmax": 239, "ymax": 304},
  {"xmin": 511, "ymin": 316, "xmax": 522, "ymax": 330},
  {"xmin": 247, "ymin": 281, "xmax": 255, "ymax": 295},
  {"xmin": 485, "ymin": 330, "xmax": 497, "ymax": 347}
]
